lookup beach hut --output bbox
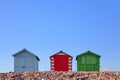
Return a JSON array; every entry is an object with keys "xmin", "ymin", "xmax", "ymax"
[
  {"xmin": 50, "ymin": 51, "xmax": 73, "ymax": 71},
  {"xmin": 76, "ymin": 51, "xmax": 101, "ymax": 71},
  {"xmin": 12, "ymin": 48, "xmax": 40, "ymax": 72}
]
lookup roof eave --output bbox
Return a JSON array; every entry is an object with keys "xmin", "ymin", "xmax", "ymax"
[{"xmin": 36, "ymin": 56, "xmax": 40, "ymax": 61}]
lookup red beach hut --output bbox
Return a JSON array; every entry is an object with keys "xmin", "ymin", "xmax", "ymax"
[{"xmin": 50, "ymin": 51, "xmax": 73, "ymax": 71}]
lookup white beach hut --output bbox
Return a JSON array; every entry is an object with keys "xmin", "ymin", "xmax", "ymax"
[{"xmin": 12, "ymin": 48, "xmax": 40, "ymax": 72}]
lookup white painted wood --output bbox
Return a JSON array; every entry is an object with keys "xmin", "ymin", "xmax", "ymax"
[
  {"xmin": 68, "ymin": 64, "xmax": 72, "ymax": 65},
  {"xmin": 51, "ymin": 63, "xmax": 54, "ymax": 65},
  {"xmin": 68, "ymin": 67, "xmax": 72, "ymax": 68},
  {"xmin": 51, "ymin": 60, "xmax": 54, "ymax": 62},
  {"xmin": 51, "ymin": 57, "xmax": 54, "ymax": 59},
  {"xmin": 57, "ymin": 53, "xmax": 66, "ymax": 55},
  {"xmin": 68, "ymin": 60, "xmax": 72, "ymax": 62},
  {"xmin": 51, "ymin": 67, "xmax": 54, "ymax": 68},
  {"xmin": 13, "ymin": 50, "xmax": 39, "ymax": 72}
]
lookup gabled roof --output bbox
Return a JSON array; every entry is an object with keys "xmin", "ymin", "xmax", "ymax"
[
  {"xmin": 12, "ymin": 48, "xmax": 40, "ymax": 61},
  {"xmin": 50, "ymin": 50, "xmax": 73, "ymax": 59},
  {"xmin": 76, "ymin": 50, "xmax": 101, "ymax": 60}
]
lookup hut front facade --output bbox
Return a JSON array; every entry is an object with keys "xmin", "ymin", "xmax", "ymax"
[
  {"xmin": 50, "ymin": 51, "xmax": 73, "ymax": 71},
  {"xmin": 76, "ymin": 51, "xmax": 101, "ymax": 71},
  {"xmin": 12, "ymin": 49, "xmax": 40, "ymax": 72}
]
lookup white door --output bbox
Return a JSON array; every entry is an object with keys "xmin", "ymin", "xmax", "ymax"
[{"xmin": 15, "ymin": 57, "xmax": 26, "ymax": 72}]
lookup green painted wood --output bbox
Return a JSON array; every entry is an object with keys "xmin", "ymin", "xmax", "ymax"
[{"xmin": 76, "ymin": 51, "xmax": 101, "ymax": 72}]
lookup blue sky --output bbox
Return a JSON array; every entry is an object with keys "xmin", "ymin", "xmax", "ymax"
[{"xmin": 0, "ymin": 0, "xmax": 120, "ymax": 72}]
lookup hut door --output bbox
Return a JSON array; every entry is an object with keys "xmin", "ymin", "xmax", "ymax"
[
  {"xmin": 61, "ymin": 56, "xmax": 68, "ymax": 71},
  {"xmin": 54, "ymin": 56, "xmax": 68, "ymax": 71},
  {"xmin": 16, "ymin": 57, "xmax": 26, "ymax": 72}
]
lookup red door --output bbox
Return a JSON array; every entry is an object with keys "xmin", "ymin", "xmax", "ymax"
[{"xmin": 54, "ymin": 55, "xmax": 68, "ymax": 71}]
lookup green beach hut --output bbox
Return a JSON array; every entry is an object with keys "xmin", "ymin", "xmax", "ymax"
[{"xmin": 76, "ymin": 51, "xmax": 101, "ymax": 71}]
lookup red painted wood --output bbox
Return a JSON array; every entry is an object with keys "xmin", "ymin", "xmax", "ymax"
[
  {"xmin": 50, "ymin": 51, "xmax": 73, "ymax": 71},
  {"xmin": 54, "ymin": 55, "xmax": 68, "ymax": 71}
]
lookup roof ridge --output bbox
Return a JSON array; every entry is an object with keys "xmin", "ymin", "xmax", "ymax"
[{"xmin": 12, "ymin": 48, "xmax": 40, "ymax": 61}]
